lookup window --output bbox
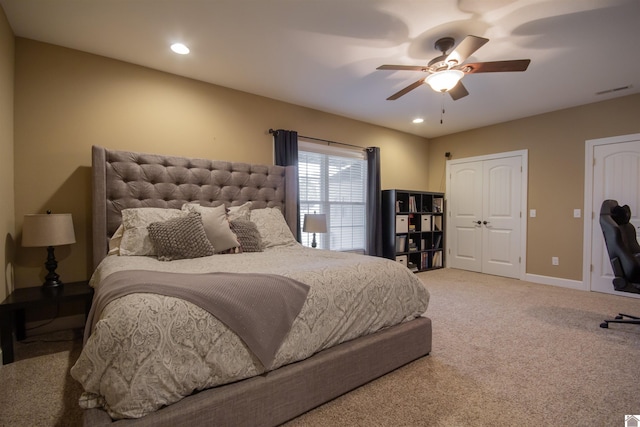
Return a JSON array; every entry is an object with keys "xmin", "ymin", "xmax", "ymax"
[{"xmin": 298, "ymin": 141, "xmax": 367, "ymax": 251}]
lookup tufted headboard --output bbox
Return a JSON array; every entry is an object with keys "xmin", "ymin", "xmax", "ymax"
[{"xmin": 92, "ymin": 145, "xmax": 298, "ymax": 269}]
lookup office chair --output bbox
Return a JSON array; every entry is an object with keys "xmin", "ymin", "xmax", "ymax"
[{"xmin": 598, "ymin": 199, "xmax": 640, "ymax": 328}]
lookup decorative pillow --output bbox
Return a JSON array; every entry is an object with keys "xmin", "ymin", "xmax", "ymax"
[
  {"xmin": 181, "ymin": 203, "xmax": 239, "ymax": 253},
  {"xmin": 120, "ymin": 208, "xmax": 189, "ymax": 256},
  {"xmin": 108, "ymin": 225, "xmax": 124, "ymax": 256},
  {"xmin": 227, "ymin": 201, "xmax": 252, "ymax": 221},
  {"xmin": 147, "ymin": 213, "xmax": 214, "ymax": 261},
  {"xmin": 250, "ymin": 207, "xmax": 298, "ymax": 249},
  {"xmin": 230, "ymin": 219, "xmax": 263, "ymax": 253}
]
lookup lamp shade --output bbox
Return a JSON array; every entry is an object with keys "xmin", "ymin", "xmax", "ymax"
[
  {"xmin": 425, "ymin": 69, "xmax": 464, "ymax": 92},
  {"xmin": 22, "ymin": 213, "xmax": 76, "ymax": 247},
  {"xmin": 303, "ymin": 213, "xmax": 327, "ymax": 233}
]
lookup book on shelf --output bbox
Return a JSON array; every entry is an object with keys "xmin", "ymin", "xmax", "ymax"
[
  {"xmin": 408, "ymin": 238, "xmax": 418, "ymax": 251},
  {"xmin": 433, "ymin": 234, "xmax": 442, "ymax": 249},
  {"xmin": 408, "ymin": 196, "xmax": 417, "ymax": 212},
  {"xmin": 432, "ymin": 251, "xmax": 442, "ymax": 268},
  {"xmin": 407, "ymin": 262, "xmax": 418, "ymax": 272},
  {"xmin": 395, "ymin": 200, "xmax": 403, "ymax": 213},
  {"xmin": 433, "ymin": 216, "xmax": 443, "ymax": 231}
]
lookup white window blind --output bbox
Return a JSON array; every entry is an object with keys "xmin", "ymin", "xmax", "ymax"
[{"xmin": 298, "ymin": 141, "xmax": 367, "ymax": 251}]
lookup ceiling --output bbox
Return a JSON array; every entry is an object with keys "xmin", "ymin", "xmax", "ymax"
[{"xmin": 1, "ymin": 0, "xmax": 639, "ymax": 138}]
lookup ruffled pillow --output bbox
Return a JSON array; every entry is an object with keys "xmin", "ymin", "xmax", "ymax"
[
  {"xmin": 119, "ymin": 208, "xmax": 189, "ymax": 256},
  {"xmin": 250, "ymin": 207, "xmax": 298, "ymax": 249},
  {"xmin": 147, "ymin": 213, "xmax": 214, "ymax": 261}
]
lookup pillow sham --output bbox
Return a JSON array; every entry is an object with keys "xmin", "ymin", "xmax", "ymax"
[
  {"xmin": 108, "ymin": 225, "xmax": 124, "ymax": 256},
  {"xmin": 147, "ymin": 213, "xmax": 214, "ymax": 261},
  {"xmin": 250, "ymin": 207, "xmax": 298, "ymax": 249},
  {"xmin": 120, "ymin": 208, "xmax": 189, "ymax": 256},
  {"xmin": 227, "ymin": 201, "xmax": 252, "ymax": 221},
  {"xmin": 230, "ymin": 219, "xmax": 263, "ymax": 253},
  {"xmin": 181, "ymin": 203, "xmax": 239, "ymax": 253}
]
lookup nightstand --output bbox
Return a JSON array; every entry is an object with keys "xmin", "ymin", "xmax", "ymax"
[{"xmin": 0, "ymin": 281, "xmax": 93, "ymax": 364}]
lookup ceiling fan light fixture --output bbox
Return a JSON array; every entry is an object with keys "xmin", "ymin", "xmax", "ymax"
[{"xmin": 426, "ymin": 69, "xmax": 464, "ymax": 92}]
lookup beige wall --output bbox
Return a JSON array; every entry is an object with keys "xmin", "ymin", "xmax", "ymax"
[
  {"xmin": 0, "ymin": 6, "xmax": 15, "ymax": 302},
  {"xmin": 428, "ymin": 93, "xmax": 640, "ymax": 281},
  {"xmin": 13, "ymin": 38, "xmax": 429, "ymax": 287}
]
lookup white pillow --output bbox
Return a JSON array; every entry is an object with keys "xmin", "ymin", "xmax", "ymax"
[
  {"xmin": 119, "ymin": 208, "xmax": 189, "ymax": 256},
  {"xmin": 250, "ymin": 207, "xmax": 298, "ymax": 249},
  {"xmin": 181, "ymin": 204, "xmax": 239, "ymax": 253},
  {"xmin": 227, "ymin": 201, "xmax": 252, "ymax": 221}
]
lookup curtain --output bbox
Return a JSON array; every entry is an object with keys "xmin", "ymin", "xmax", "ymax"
[
  {"xmin": 366, "ymin": 147, "xmax": 382, "ymax": 256},
  {"xmin": 272, "ymin": 129, "xmax": 301, "ymax": 241}
]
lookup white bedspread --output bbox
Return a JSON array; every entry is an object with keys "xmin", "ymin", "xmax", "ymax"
[{"xmin": 70, "ymin": 245, "xmax": 429, "ymax": 419}]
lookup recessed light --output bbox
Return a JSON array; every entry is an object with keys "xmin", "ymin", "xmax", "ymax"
[
  {"xmin": 170, "ymin": 43, "xmax": 190, "ymax": 55},
  {"xmin": 412, "ymin": 118, "xmax": 424, "ymax": 124}
]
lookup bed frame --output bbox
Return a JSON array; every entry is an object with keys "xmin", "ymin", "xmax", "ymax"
[{"xmin": 85, "ymin": 146, "xmax": 432, "ymax": 426}]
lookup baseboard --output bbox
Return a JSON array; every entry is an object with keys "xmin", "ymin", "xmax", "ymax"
[
  {"xmin": 525, "ymin": 273, "xmax": 586, "ymax": 291},
  {"xmin": 25, "ymin": 314, "xmax": 86, "ymax": 338}
]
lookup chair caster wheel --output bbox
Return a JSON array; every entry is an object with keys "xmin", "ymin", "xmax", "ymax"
[{"xmin": 600, "ymin": 322, "xmax": 609, "ymax": 328}]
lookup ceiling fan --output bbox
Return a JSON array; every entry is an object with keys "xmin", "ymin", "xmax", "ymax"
[{"xmin": 377, "ymin": 35, "xmax": 531, "ymax": 101}]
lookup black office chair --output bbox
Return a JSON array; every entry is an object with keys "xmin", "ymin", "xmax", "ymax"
[{"xmin": 598, "ymin": 199, "xmax": 640, "ymax": 328}]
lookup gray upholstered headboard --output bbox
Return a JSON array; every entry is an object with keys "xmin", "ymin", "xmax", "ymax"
[{"xmin": 92, "ymin": 145, "xmax": 298, "ymax": 269}]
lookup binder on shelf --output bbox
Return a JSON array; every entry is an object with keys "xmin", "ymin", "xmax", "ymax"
[{"xmin": 395, "ymin": 235, "xmax": 407, "ymax": 252}]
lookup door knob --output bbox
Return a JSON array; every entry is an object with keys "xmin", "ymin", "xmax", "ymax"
[
  {"xmin": 473, "ymin": 220, "xmax": 481, "ymax": 225},
  {"xmin": 483, "ymin": 221, "xmax": 490, "ymax": 225}
]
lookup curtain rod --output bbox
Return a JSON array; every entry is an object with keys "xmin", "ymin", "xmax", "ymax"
[{"xmin": 269, "ymin": 128, "xmax": 365, "ymax": 151}]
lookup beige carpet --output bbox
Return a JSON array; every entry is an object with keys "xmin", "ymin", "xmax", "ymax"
[{"xmin": 2, "ymin": 269, "xmax": 640, "ymax": 426}]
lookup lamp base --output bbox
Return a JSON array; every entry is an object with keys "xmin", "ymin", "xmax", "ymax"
[
  {"xmin": 42, "ymin": 246, "xmax": 64, "ymax": 291},
  {"xmin": 311, "ymin": 233, "xmax": 317, "ymax": 248}
]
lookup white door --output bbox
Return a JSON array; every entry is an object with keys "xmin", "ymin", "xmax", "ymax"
[
  {"xmin": 449, "ymin": 161, "xmax": 483, "ymax": 272},
  {"xmin": 448, "ymin": 153, "xmax": 524, "ymax": 279},
  {"xmin": 589, "ymin": 139, "xmax": 640, "ymax": 295},
  {"xmin": 482, "ymin": 157, "xmax": 522, "ymax": 278}
]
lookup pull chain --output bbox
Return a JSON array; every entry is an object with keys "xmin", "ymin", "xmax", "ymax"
[{"xmin": 440, "ymin": 92, "xmax": 445, "ymax": 124}]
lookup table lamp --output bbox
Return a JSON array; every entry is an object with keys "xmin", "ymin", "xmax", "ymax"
[
  {"xmin": 303, "ymin": 212, "xmax": 327, "ymax": 248},
  {"xmin": 22, "ymin": 211, "xmax": 76, "ymax": 289}
]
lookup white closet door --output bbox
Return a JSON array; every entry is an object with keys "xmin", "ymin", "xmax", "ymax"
[
  {"xmin": 447, "ymin": 153, "xmax": 524, "ymax": 279},
  {"xmin": 449, "ymin": 162, "xmax": 483, "ymax": 272},
  {"xmin": 481, "ymin": 156, "xmax": 522, "ymax": 278}
]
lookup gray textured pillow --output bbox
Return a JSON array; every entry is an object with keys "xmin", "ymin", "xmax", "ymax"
[
  {"xmin": 230, "ymin": 219, "xmax": 263, "ymax": 253},
  {"xmin": 147, "ymin": 213, "xmax": 214, "ymax": 261}
]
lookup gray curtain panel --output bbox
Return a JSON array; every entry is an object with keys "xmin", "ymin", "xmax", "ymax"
[
  {"xmin": 366, "ymin": 147, "xmax": 383, "ymax": 257},
  {"xmin": 273, "ymin": 129, "xmax": 301, "ymax": 241}
]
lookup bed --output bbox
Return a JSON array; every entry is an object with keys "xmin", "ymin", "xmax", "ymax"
[{"xmin": 72, "ymin": 146, "xmax": 432, "ymax": 426}]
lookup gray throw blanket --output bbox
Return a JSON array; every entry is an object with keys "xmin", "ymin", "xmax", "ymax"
[{"xmin": 84, "ymin": 270, "xmax": 310, "ymax": 369}]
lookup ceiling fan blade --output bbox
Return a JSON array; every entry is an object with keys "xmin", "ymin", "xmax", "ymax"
[
  {"xmin": 377, "ymin": 65, "xmax": 429, "ymax": 72},
  {"xmin": 445, "ymin": 35, "xmax": 489, "ymax": 65},
  {"xmin": 462, "ymin": 59, "xmax": 531, "ymax": 73},
  {"xmin": 448, "ymin": 81, "xmax": 469, "ymax": 101},
  {"xmin": 387, "ymin": 78, "xmax": 425, "ymax": 100}
]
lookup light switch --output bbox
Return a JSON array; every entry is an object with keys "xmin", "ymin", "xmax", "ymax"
[
  {"xmin": 530, "ymin": 209, "xmax": 536, "ymax": 218},
  {"xmin": 573, "ymin": 209, "xmax": 581, "ymax": 218}
]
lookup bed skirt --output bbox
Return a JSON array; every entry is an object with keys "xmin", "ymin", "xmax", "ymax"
[{"xmin": 83, "ymin": 316, "xmax": 432, "ymax": 426}]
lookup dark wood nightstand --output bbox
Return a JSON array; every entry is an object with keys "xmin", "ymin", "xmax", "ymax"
[{"xmin": 0, "ymin": 281, "xmax": 93, "ymax": 364}]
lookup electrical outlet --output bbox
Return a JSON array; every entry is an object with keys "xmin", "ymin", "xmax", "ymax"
[
  {"xmin": 552, "ymin": 257, "xmax": 559, "ymax": 265},
  {"xmin": 573, "ymin": 209, "xmax": 581, "ymax": 218},
  {"xmin": 530, "ymin": 209, "xmax": 536, "ymax": 218}
]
